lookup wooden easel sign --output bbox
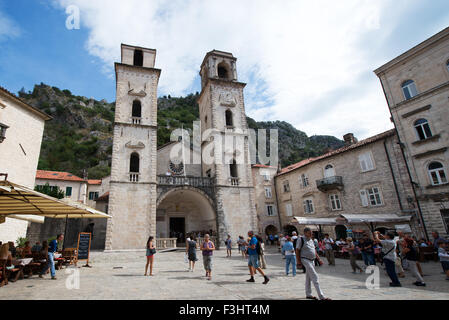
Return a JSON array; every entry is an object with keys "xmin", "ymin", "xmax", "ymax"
[{"xmin": 77, "ymin": 232, "xmax": 92, "ymax": 268}]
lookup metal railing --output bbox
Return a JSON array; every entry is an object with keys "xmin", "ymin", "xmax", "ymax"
[{"xmin": 316, "ymin": 176, "xmax": 343, "ymax": 191}]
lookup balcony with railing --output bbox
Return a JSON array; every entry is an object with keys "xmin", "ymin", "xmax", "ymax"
[
  {"xmin": 157, "ymin": 175, "xmax": 215, "ymax": 200},
  {"xmin": 129, "ymin": 172, "xmax": 140, "ymax": 182},
  {"xmin": 316, "ymin": 176, "xmax": 343, "ymax": 192},
  {"xmin": 230, "ymin": 177, "xmax": 240, "ymax": 186},
  {"xmin": 131, "ymin": 117, "xmax": 141, "ymax": 125}
]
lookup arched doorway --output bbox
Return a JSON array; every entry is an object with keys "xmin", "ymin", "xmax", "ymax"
[
  {"xmin": 335, "ymin": 225, "xmax": 347, "ymax": 240},
  {"xmin": 283, "ymin": 225, "xmax": 298, "ymax": 236},
  {"xmin": 157, "ymin": 188, "xmax": 216, "ymax": 245},
  {"xmin": 265, "ymin": 225, "xmax": 278, "ymax": 236}
]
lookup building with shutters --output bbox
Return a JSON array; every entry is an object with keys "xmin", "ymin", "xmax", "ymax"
[{"xmin": 273, "ymin": 129, "xmax": 424, "ymax": 240}]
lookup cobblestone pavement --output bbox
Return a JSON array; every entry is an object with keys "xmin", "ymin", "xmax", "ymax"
[{"xmin": 1, "ymin": 246, "xmax": 448, "ymax": 300}]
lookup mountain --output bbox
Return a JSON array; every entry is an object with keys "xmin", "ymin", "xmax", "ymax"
[{"xmin": 17, "ymin": 83, "xmax": 344, "ymax": 178}]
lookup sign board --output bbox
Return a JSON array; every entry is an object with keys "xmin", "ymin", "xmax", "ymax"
[{"xmin": 76, "ymin": 232, "xmax": 91, "ymax": 264}]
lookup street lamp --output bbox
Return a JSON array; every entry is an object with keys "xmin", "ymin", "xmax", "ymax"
[{"xmin": 0, "ymin": 123, "xmax": 9, "ymax": 143}]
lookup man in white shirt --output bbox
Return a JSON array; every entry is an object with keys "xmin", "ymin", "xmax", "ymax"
[
  {"xmin": 296, "ymin": 228, "xmax": 330, "ymax": 300},
  {"xmin": 323, "ymin": 234, "xmax": 335, "ymax": 266}
]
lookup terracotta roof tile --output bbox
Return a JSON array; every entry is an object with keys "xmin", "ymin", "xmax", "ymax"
[
  {"xmin": 87, "ymin": 179, "xmax": 102, "ymax": 185},
  {"xmin": 277, "ymin": 129, "xmax": 396, "ymax": 176},
  {"xmin": 96, "ymin": 192, "xmax": 109, "ymax": 201},
  {"xmin": 36, "ymin": 170, "xmax": 85, "ymax": 182}
]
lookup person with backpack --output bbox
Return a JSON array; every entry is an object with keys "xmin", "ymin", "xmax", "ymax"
[
  {"xmin": 296, "ymin": 228, "xmax": 331, "ymax": 301},
  {"xmin": 246, "ymin": 231, "xmax": 269, "ymax": 284},
  {"xmin": 402, "ymin": 238, "xmax": 425, "ymax": 286},
  {"xmin": 374, "ymin": 231, "xmax": 401, "ymax": 287}
]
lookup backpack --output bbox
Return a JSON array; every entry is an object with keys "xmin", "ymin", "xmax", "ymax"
[{"xmin": 256, "ymin": 241, "xmax": 262, "ymax": 255}]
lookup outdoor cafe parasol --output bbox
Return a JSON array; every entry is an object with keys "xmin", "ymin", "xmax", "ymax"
[{"xmin": 0, "ymin": 179, "xmax": 111, "ymax": 222}]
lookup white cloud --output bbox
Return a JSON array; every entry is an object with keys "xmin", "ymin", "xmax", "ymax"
[
  {"xmin": 0, "ymin": 10, "xmax": 21, "ymax": 41},
  {"xmin": 53, "ymin": 0, "xmax": 422, "ymax": 139}
]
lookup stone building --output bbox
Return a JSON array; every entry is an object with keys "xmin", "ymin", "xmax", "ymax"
[
  {"xmin": 374, "ymin": 27, "xmax": 449, "ymax": 237},
  {"xmin": 104, "ymin": 45, "xmax": 257, "ymax": 250},
  {"xmin": 35, "ymin": 170, "xmax": 88, "ymax": 204},
  {"xmin": 0, "ymin": 86, "xmax": 50, "ymax": 243},
  {"xmin": 274, "ymin": 130, "xmax": 423, "ymax": 240},
  {"xmin": 27, "ymin": 171, "xmax": 109, "ymax": 250},
  {"xmin": 251, "ymin": 165, "xmax": 280, "ymax": 237}
]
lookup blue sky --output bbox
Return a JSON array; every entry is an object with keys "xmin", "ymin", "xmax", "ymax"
[{"xmin": 0, "ymin": 0, "xmax": 448, "ymax": 139}]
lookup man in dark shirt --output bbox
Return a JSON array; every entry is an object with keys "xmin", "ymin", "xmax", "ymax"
[
  {"xmin": 360, "ymin": 234, "xmax": 376, "ymax": 266},
  {"xmin": 39, "ymin": 234, "xmax": 64, "ymax": 280}
]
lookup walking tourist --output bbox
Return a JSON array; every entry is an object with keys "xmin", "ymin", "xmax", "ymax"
[
  {"xmin": 395, "ymin": 233, "xmax": 406, "ymax": 278},
  {"xmin": 201, "ymin": 234, "xmax": 215, "ymax": 280},
  {"xmin": 323, "ymin": 234, "xmax": 335, "ymax": 266},
  {"xmin": 346, "ymin": 238, "xmax": 363, "ymax": 273},
  {"xmin": 269, "ymin": 234, "xmax": 275, "ymax": 245},
  {"xmin": 374, "ymin": 231, "xmax": 401, "ymax": 287},
  {"xmin": 437, "ymin": 240, "xmax": 449, "ymax": 281},
  {"xmin": 39, "ymin": 233, "xmax": 63, "ymax": 280},
  {"xmin": 282, "ymin": 236, "xmax": 296, "ymax": 276},
  {"xmin": 256, "ymin": 235, "xmax": 267, "ymax": 269},
  {"xmin": 237, "ymin": 236, "xmax": 244, "ymax": 254},
  {"xmin": 279, "ymin": 234, "xmax": 287, "ymax": 259},
  {"xmin": 145, "ymin": 236, "xmax": 156, "ymax": 276},
  {"xmin": 296, "ymin": 228, "xmax": 330, "ymax": 300},
  {"xmin": 360, "ymin": 234, "xmax": 376, "ymax": 266},
  {"xmin": 186, "ymin": 236, "xmax": 198, "ymax": 272},
  {"xmin": 402, "ymin": 238, "xmax": 425, "ymax": 286},
  {"xmin": 225, "ymin": 235, "xmax": 232, "ymax": 257},
  {"xmin": 246, "ymin": 231, "xmax": 269, "ymax": 284}
]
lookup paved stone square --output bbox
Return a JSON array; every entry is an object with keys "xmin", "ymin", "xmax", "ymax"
[{"xmin": 1, "ymin": 246, "xmax": 448, "ymax": 300}]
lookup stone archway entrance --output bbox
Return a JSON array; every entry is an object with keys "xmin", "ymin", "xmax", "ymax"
[
  {"xmin": 265, "ymin": 225, "xmax": 278, "ymax": 236},
  {"xmin": 156, "ymin": 187, "xmax": 217, "ymax": 245}
]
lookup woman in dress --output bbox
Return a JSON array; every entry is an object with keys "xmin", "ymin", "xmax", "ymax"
[
  {"xmin": 186, "ymin": 236, "xmax": 198, "ymax": 272},
  {"xmin": 145, "ymin": 236, "xmax": 156, "ymax": 276}
]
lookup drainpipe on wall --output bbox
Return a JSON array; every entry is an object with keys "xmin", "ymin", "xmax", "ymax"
[
  {"xmin": 273, "ymin": 174, "xmax": 283, "ymax": 234},
  {"xmin": 377, "ymin": 75, "xmax": 429, "ymax": 240},
  {"xmin": 383, "ymin": 139, "xmax": 403, "ymax": 211}
]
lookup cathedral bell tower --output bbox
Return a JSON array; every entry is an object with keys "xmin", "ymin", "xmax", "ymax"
[
  {"xmin": 198, "ymin": 50, "xmax": 257, "ymax": 243},
  {"xmin": 105, "ymin": 44, "xmax": 160, "ymax": 250}
]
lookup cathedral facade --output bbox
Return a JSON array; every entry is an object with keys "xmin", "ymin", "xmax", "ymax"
[{"xmin": 105, "ymin": 45, "xmax": 257, "ymax": 250}]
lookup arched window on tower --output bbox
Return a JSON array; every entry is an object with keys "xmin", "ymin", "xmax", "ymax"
[
  {"xmin": 133, "ymin": 49, "xmax": 143, "ymax": 67},
  {"xmin": 225, "ymin": 109, "xmax": 233, "ymax": 127},
  {"xmin": 217, "ymin": 62, "xmax": 230, "ymax": 79},
  {"xmin": 132, "ymin": 100, "xmax": 142, "ymax": 124},
  {"xmin": 130, "ymin": 153, "xmax": 140, "ymax": 182}
]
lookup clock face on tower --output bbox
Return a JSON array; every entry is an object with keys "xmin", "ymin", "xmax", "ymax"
[{"xmin": 169, "ymin": 159, "xmax": 184, "ymax": 175}]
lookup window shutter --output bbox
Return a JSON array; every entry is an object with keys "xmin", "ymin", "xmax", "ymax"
[
  {"xmin": 359, "ymin": 190, "xmax": 369, "ymax": 207},
  {"xmin": 273, "ymin": 206, "xmax": 277, "ymax": 215}
]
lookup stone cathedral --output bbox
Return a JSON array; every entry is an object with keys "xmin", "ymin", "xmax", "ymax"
[{"xmin": 105, "ymin": 44, "xmax": 257, "ymax": 250}]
